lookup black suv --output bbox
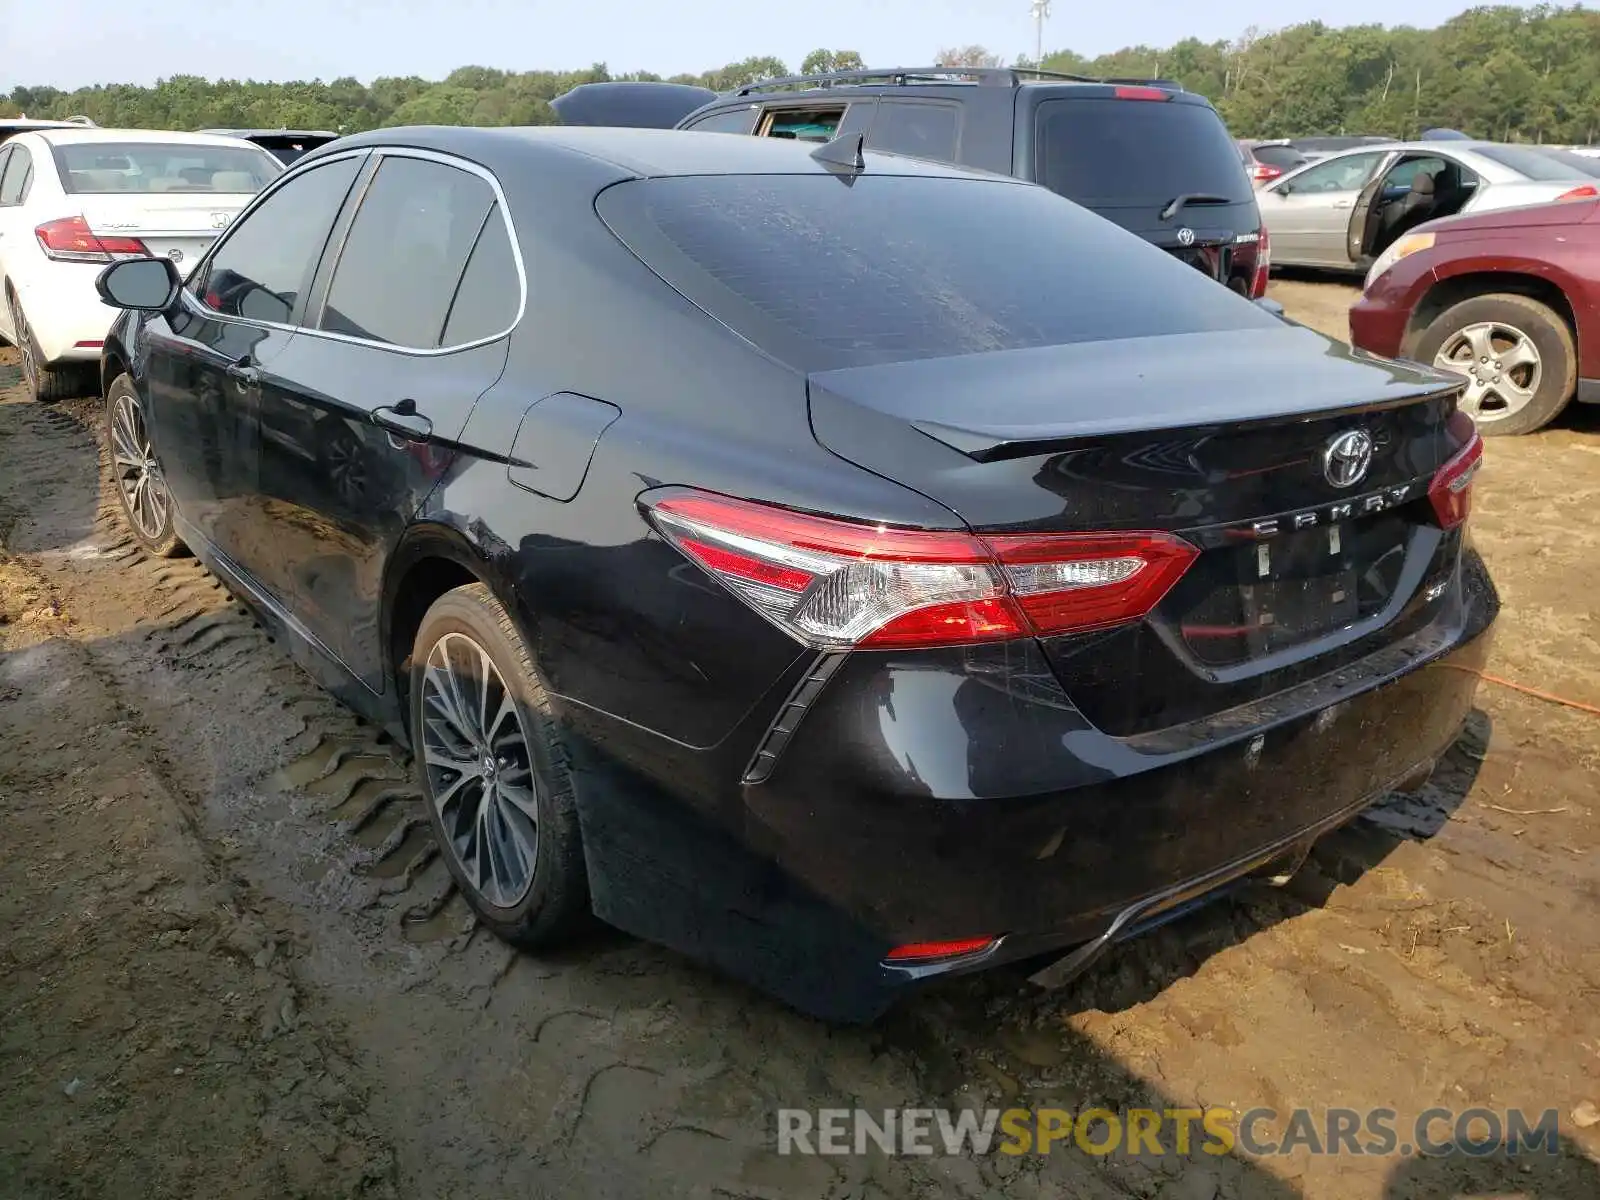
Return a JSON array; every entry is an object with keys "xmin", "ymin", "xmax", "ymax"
[{"xmin": 557, "ymin": 66, "xmax": 1269, "ymax": 297}]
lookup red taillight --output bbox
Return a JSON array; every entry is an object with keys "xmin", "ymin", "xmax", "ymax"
[
  {"xmin": 1555, "ymin": 184, "xmax": 1599, "ymax": 201},
  {"xmin": 644, "ymin": 491, "xmax": 1199, "ymax": 650},
  {"xmin": 1428, "ymin": 410, "xmax": 1483, "ymax": 530},
  {"xmin": 884, "ymin": 937, "xmax": 999, "ymax": 963},
  {"xmin": 1251, "ymin": 225, "xmax": 1271, "ymax": 299},
  {"xmin": 1113, "ymin": 85, "xmax": 1172, "ymax": 101},
  {"xmin": 1249, "ymin": 163, "xmax": 1283, "ymax": 184},
  {"xmin": 35, "ymin": 216, "xmax": 148, "ymax": 263}
]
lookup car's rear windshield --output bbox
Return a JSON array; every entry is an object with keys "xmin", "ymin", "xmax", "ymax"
[
  {"xmin": 1034, "ymin": 97, "xmax": 1253, "ymax": 208},
  {"xmin": 54, "ymin": 142, "xmax": 281, "ymax": 194},
  {"xmin": 1253, "ymin": 145, "xmax": 1307, "ymax": 170},
  {"xmin": 596, "ymin": 173, "xmax": 1276, "ymax": 372},
  {"xmin": 1473, "ymin": 144, "xmax": 1592, "ymax": 181},
  {"xmin": 1535, "ymin": 148, "xmax": 1600, "ymax": 177}
]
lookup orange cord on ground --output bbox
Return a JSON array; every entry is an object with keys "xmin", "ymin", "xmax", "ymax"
[{"xmin": 1438, "ymin": 662, "xmax": 1600, "ymax": 717}]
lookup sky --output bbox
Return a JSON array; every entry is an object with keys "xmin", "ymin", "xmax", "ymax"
[{"xmin": 1, "ymin": 0, "xmax": 1534, "ymax": 91}]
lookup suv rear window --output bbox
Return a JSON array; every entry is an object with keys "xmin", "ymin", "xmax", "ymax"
[
  {"xmin": 1035, "ymin": 98, "xmax": 1252, "ymax": 208},
  {"xmin": 597, "ymin": 174, "xmax": 1275, "ymax": 372}
]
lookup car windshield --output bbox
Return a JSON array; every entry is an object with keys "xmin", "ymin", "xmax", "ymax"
[
  {"xmin": 1034, "ymin": 97, "xmax": 1253, "ymax": 208},
  {"xmin": 597, "ymin": 173, "xmax": 1275, "ymax": 372},
  {"xmin": 1472, "ymin": 144, "xmax": 1592, "ymax": 181},
  {"xmin": 54, "ymin": 141, "xmax": 281, "ymax": 194}
]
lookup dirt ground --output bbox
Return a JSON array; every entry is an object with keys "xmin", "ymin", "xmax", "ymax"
[{"xmin": 2, "ymin": 279, "xmax": 1598, "ymax": 1200}]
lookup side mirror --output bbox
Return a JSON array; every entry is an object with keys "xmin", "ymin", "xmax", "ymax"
[{"xmin": 95, "ymin": 256, "xmax": 180, "ymax": 312}]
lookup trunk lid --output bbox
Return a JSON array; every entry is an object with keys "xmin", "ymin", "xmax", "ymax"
[
  {"xmin": 808, "ymin": 325, "xmax": 1470, "ymax": 733},
  {"xmin": 78, "ymin": 194, "xmax": 252, "ymax": 265}
]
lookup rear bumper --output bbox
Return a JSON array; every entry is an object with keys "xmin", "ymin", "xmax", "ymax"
[
  {"xmin": 571, "ymin": 548, "xmax": 1498, "ymax": 1023},
  {"xmin": 15, "ymin": 264, "xmax": 115, "ymax": 363}
]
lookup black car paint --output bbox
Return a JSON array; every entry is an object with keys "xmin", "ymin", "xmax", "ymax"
[{"xmin": 101, "ymin": 126, "xmax": 1497, "ymax": 1022}]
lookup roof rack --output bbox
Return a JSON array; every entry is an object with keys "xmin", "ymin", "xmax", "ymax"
[{"xmin": 732, "ymin": 66, "xmax": 1184, "ymax": 97}]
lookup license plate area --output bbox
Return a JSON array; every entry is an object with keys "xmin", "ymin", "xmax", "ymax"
[{"xmin": 1170, "ymin": 516, "xmax": 1410, "ymax": 666}]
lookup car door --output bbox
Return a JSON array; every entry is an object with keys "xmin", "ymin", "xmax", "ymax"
[
  {"xmin": 1257, "ymin": 151, "xmax": 1387, "ymax": 266},
  {"xmin": 140, "ymin": 151, "xmax": 366, "ymax": 564},
  {"xmin": 245, "ymin": 150, "xmax": 519, "ymax": 693}
]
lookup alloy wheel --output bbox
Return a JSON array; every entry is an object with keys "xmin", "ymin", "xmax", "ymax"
[
  {"xmin": 11, "ymin": 299, "xmax": 37, "ymax": 395},
  {"xmin": 420, "ymin": 631, "xmax": 540, "ymax": 908},
  {"xmin": 1433, "ymin": 320, "xmax": 1541, "ymax": 424},
  {"xmin": 110, "ymin": 388, "xmax": 172, "ymax": 542}
]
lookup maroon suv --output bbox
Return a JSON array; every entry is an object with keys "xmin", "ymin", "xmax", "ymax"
[{"xmin": 1350, "ymin": 195, "xmax": 1600, "ymax": 435}]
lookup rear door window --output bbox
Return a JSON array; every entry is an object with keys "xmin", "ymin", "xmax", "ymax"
[
  {"xmin": 0, "ymin": 146, "xmax": 27, "ymax": 206},
  {"xmin": 1034, "ymin": 97, "xmax": 1252, "ymax": 207},
  {"xmin": 759, "ymin": 106, "xmax": 846, "ymax": 142},
  {"xmin": 317, "ymin": 155, "xmax": 496, "ymax": 349},
  {"xmin": 597, "ymin": 173, "xmax": 1276, "ymax": 373},
  {"xmin": 866, "ymin": 101, "xmax": 959, "ymax": 162}
]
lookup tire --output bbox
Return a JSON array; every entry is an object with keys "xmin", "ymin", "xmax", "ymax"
[
  {"xmin": 1408, "ymin": 293, "xmax": 1576, "ymax": 436},
  {"xmin": 409, "ymin": 582, "xmax": 590, "ymax": 948},
  {"xmin": 104, "ymin": 372, "xmax": 186, "ymax": 557},
  {"xmin": 7, "ymin": 290, "xmax": 89, "ymax": 403}
]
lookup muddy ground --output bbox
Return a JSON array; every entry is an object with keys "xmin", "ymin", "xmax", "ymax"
[{"xmin": 1, "ymin": 280, "xmax": 1598, "ymax": 1200}]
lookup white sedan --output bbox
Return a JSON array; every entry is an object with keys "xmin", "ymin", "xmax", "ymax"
[{"xmin": 0, "ymin": 128, "xmax": 282, "ymax": 401}]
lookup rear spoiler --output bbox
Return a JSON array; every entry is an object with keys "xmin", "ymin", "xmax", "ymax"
[{"xmin": 551, "ymin": 82, "xmax": 718, "ymax": 129}]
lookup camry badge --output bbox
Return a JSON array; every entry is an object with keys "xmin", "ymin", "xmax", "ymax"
[
  {"xmin": 1323, "ymin": 429, "xmax": 1374, "ymax": 489},
  {"xmin": 1176, "ymin": 227, "xmax": 1196, "ymax": 246}
]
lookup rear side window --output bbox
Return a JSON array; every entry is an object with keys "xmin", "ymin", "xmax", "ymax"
[
  {"xmin": 440, "ymin": 203, "xmax": 521, "ymax": 345},
  {"xmin": 200, "ymin": 154, "xmax": 363, "ymax": 324},
  {"xmin": 319, "ymin": 155, "xmax": 495, "ymax": 349},
  {"xmin": 1035, "ymin": 97, "xmax": 1252, "ymax": 207},
  {"xmin": 597, "ymin": 174, "xmax": 1276, "ymax": 372},
  {"xmin": 685, "ymin": 108, "xmax": 758, "ymax": 135},
  {"xmin": 867, "ymin": 102, "xmax": 959, "ymax": 162}
]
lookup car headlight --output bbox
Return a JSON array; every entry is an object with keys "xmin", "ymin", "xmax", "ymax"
[{"xmin": 1364, "ymin": 232, "xmax": 1435, "ymax": 293}]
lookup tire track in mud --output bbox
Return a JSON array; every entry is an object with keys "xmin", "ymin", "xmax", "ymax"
[{"xmin": 14, "ymin": 392, "xmax": 475, "ymax": 955}]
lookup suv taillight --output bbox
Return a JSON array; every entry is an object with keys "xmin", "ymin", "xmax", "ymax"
[
  {"xmin": 1428, "ymin": 410, "xmax": 1483, "ymax": 530},
  {"xmin": 35, "ymin": 216, "xmax": 148, "ymax": 263},
  {"xmin": 1251, "ymin": 225, "xmax": 1271, "ymax": 299},
  {"xmin": 644, "ymin": 491, "xmax": 1198, "ymax": 649}
]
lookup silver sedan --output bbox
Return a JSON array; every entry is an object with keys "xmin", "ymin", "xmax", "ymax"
[{"xmin": 1259, "ymin": 140, "xmax": 1598, "ymax": 270}]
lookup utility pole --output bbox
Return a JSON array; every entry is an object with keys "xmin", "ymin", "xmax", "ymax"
[{"xmin": 1031, "ymin": 0, "xmax": 1051, "ymax": 67}]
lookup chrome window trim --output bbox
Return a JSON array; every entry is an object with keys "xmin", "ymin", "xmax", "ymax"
[{"xmin": 184, "ymin": 145, "xmax": 527, "ymax": 358}]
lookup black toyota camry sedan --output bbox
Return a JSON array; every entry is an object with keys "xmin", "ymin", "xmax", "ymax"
[{"xmin": 93, "ymin": 125, "xmax": 1497, "ymax": 1022}]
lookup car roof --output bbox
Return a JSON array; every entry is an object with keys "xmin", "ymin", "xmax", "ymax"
[
  {"xmin": 322, "ymin": 124, "xmax": 1022, "ymax": 181},
  {"xmin": 31, "ymin": 127, "xmax": 277, "ymax": 150},
  {"xmin": 199, "ymin": 128, "xmax": 339, "ymax": 139}
]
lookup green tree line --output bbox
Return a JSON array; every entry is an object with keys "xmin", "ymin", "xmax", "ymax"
[{"xmin": 4, "ymin": 6, "xmax": 1598, "ymax": 144}]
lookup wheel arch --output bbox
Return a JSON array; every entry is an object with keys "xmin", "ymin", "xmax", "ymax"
[
  {"xmin": 1403, "ymin": 269, "xmax": 1579, "ymax": 367},
  {"xmin": 101, "ymin": 332, "xmax": 130, "ymax": 399},
  {"xmin": 382, "ymin": 521, "xmax": 527, "ymax": 743}
]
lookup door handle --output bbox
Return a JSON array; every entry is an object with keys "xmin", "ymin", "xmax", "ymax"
[
  {"xmin": 373, "ymin": 400, "xmax": 433, "ymax": 441},
  {"xmin": 1332, "ymin": 200, "xmax": 1354, "ymax": 210},
  {"xmin": 224, "ymin": 356, "xmax": 259, "ymax": 386}
]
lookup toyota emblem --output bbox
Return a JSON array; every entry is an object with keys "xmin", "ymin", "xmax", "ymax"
[
  {"xmin": 1322, "ymin": 429, "xmax": 1374, "ymax": 489},
  {"xmin": 1176, "ymin": 227, "xmax": 1196, "ymax": 246},
  {"xmin": 168, "ymin": 248, "xmax": 184, "ymax": 263}
]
